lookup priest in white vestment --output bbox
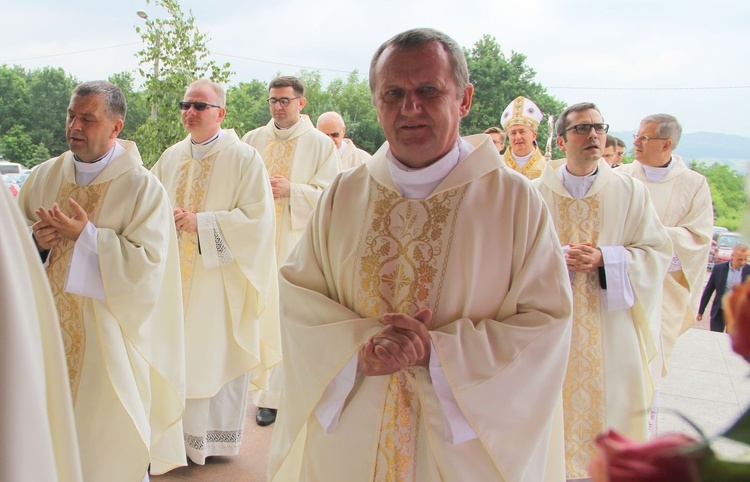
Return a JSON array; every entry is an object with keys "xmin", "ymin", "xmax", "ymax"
[
  {"xmin": 268, "ymin": 28, "xmax": 573, "ymax": 482},
  {"xmin": 532, "ymin": 103, "xmax": 672, "ymax": 480},
  {"xmin": 0, "ymin": 178, "xmax": 83, "ymax": 482},
  {"xmin": 317, "ymin": 110, "xmax": 372, "ymax": 170},
  {"xmin": 242, "ymin": 76, "xmax": 339, "ymax": 425},
  {"xmin": 619, "ymin": 114, "xmax": 713, "ymax": 362},
  {"xmin": 501, "ymin": 96, "xmax": 547, "ymax": 180},
  {"xmin": 17, "ymin": 81, "xmax": 186, "ymax": 481},
  {"xmin": 151, "ymin": 79, "xmax": 280, "ymax": 464}
]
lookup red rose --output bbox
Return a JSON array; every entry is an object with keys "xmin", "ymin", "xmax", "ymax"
[
  {"xmin": 590, "ymin": 429, "xmax": 702, "ymax": 482},
  {"xmin": 723, "ymin": 278, "xmax": 750, "ymax": 363}
]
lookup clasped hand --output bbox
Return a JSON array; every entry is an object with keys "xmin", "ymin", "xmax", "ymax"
[
  {"xmin": 33, "ymin": 199, "xmax": 89, "ymax": 250},
  {"xmin": 173, "ymin": 207, "xmax": 197, "ymax": 233},
  {"xmin": 358, "ymin": 309, "xmax": 434, "ymax": 376},
  {"xmin": 566, "ymin": 242, "xmax": 603, "ymax": 273}
]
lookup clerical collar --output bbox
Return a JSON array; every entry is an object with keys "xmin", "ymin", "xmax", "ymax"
[
  {"xmin": 387, "ymin": 138, "xmax": 474, "ymax": 199},
  {"xmin": 511, "ymin": 149, "xmax": 534, "ymax": 169},
  {"xmin": 191, "ymin": 129, "xmax": 221, "ymax": 145},
  {"xmin": 274, "ymin": 118, "xmax": 301, "ymax": 131},
  {"xmin": 73, "ymin": 142, "xmax": 124, "ymax": 186},
  {"xmin": 191, "ymin": 129, "xmax": 225, "ymax": 160},
  {"xmin": 642, "ymin": 157, "xmax": 674, "ymax": 183},
  {"xmin": 560, "ymin": 165, "xmax": 598, "ymax": 199},
  {"xmin": 337, "ymin": 140, "xmax": 348, "ymax": 157}
]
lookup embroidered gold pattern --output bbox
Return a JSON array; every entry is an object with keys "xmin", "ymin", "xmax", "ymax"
[
  {"xmin": 173, "ymin": 152, "xmax": 216, "ymax": 310},
  {"xmin": 352, "ymin": 181, "xmax": 466, "ymax": 481},
  {"xmin": 553, "ymin": 194, "xmax": 605, "ymax": 478},
  {"xmin": 264, "ymin": 137, "xmax": 296, "ymax": 251},
  {"xmin": 47, "ymin": 179, "xmax": 112, "ymax": 403},
  {"xmin": 503, "ymin": 148, "xmax": 546, "ymax": 180}
]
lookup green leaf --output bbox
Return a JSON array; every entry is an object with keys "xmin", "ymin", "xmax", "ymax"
[{"xmin": 723, "ymin": 405, "xmax": 750, "ymax": 446}]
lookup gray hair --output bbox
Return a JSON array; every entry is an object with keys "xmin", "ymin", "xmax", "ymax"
[
  {"xmin": 72, "ymin": 81, "xmax": 127, "ymax": 121},
  {"xmin": 269, "ymin": 76, "xmax": 305, "ymax": 97},
  {"xmin": 734, "ymin": 244, "xmax": 749, "ymax": 253},
  {"xmin": 369, "ymin": 28, "xmax": 469, "ymax": 101},
  {"xmin": 555, "ymin": 102, "xmax": 601, "ymax": 139},
  {"xmin": 187, "ymin": 78, "xmax": 226, "ymax": 107},
  {"xmin": 640, "ymin": 113, "xmax": 682, "ymax": 148}
]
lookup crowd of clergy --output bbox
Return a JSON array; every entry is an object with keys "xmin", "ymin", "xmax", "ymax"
[{"xmin": 1, "ymin": 26, "xmax": 713, "ymax": 482}]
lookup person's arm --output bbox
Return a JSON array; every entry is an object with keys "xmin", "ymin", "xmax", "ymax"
[{"xmin": 698, "ymin": 268, "xmax": 718, "ymax": 317}]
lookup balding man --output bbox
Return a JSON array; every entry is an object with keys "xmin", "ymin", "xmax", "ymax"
[
  {"xmin": 698, "ymin": 244, "xmax": 750, "ymax": 332},
  {"xmin": 619, "ymin": 114, "xmax": 713, "ymax": 361},
  {"xmin": 317, "ymin": 111, "xmax": 371, "ymax": 170}
]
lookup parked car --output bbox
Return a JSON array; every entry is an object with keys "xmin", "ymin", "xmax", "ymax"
[
  {"xmin": 713, "ymin": 226, "xmax": 729, "ymax": 237},
  {"xmin": 2, "ymin": 174, "xmax": 20, "ymax": 198},
  {"xmin": 707, "ymin": 231, "xmax": 749, "ymax": 270}
]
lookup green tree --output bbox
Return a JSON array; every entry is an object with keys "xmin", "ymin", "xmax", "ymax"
[
  {"xmin": 26, "ymin": 66, "xmax": 78, "ymax": 156},
  {"xmin": 135, "ymin": 0, "xmax": 233, "ymax": 167},
  {"xmin": 225, "ymin": 79, "xmax": 270, "ymax": 135},
  {"xmin": 0, "ymin": 65, "xmax": 31, "ymax": 137},
  {"xmin": 108, "ymin": 71, "xmax": 149, "ymax": 141},
  {"xmin": 28, "ymin": 142, "xmax": 51, "ymax": 167},
  {"xmin": 0, "ymin": 125, "xmax": 35, "ymax": 165},
  {"xmin": 691, "ymin": 161, "xmax": 746, "ymax": 230},
  {"xmin": 322, "ymin": 71, "xmax": 383, "ymax": 154},
  {"xmin": 463, "ymin": 35, "xmax": 566, "ymax": 157}
]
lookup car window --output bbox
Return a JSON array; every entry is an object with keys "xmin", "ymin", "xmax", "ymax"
[{"xmin": 718, "ymin": 236, "xmax": 748, "ymax": 247}]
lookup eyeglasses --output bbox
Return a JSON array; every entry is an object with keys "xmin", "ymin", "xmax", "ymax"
[
  {"xmin": 325, "ymin": 132, "xmax": 341, "ymax": 138},
  {"xmin": 267, "ymin": 97, "xmax": 300, "ymax": 107},
  {"xmin": 492, "ymin": 140, "xmax": 503, "ymax": 145},
  {"xmin": 632, "ymin": 134, "xmax": 667, "ymax": 143},
  {"xmin": 178, "ymin": 101, "xmax": 221, "ymax": 111},
  {"xmin": 564, "ymin": 123, "xmax": 610, "ymax": 135}
]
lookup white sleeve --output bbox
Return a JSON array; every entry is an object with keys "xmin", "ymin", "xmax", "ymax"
[
  {"xmin": 599, "ymin": 246, "xmax": 635, "ymax": 312},
  {"xmin": 314, "ymin": 354, "xmax": 359, "ymax": 433},
  {"xmin": 197, "ymin": 211, "xmax": 235, "ymax": 270},
  {"xmin": 429, "ymin": 340, "xmax": 478, "ymax": 445},
  {"xmin": 65, "ymin": 221, "xmax": 105, "ymax": 300}
]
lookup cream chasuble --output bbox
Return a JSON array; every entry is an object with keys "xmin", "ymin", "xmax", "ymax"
[
  {"xmin": 0, "ymin": 180, "xmax": 83, "ymax": 482},
  {"xmin": 152, "ymin": 129, "xmax": 280, "ymax": 398},
  {"xmin": 17, "ymin": 140, "xmax": 186, "ymax": 480},
  {"xmin": 533, "ymin": 159, "xmax": 672, "ymax": 479},
  {"xmin": 618, "ymin": 156, "xmax": 713, "ymax": 361},
  {"xmin": 504, "ymin": 146, "xmax": 547, "ymax": 180},
  {"xmin": 269, "ymin": 135, "xmax": 573, "ymax": 482},
  {"xmin": 241, "ymin": 114, "xmax": 339, "ymax": 265},
  {"xmin": 340, "ymin": 138, "xmax": 371, "ymax": 170}
]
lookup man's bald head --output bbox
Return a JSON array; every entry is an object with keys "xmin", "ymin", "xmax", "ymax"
[{"xmin": 317, "ymin": 111, "xmax": 346, "ymax": 148}]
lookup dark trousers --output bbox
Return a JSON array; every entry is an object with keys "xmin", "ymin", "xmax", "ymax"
[{"xmin": 710, "ymin": 309, "xmax": 726, "ymax": 333}]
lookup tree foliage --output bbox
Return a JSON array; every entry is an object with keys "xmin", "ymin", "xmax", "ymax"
[
  {"xmin": 691, "ymin": 161, "xmax": 746, "ymax": 231},
  {"xmin": 134, "ymin": 0, "xmax": 233, "ymax": 167}
]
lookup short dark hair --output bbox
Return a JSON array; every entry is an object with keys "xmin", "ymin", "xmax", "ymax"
[
  {"xmin": 614, "ymin": 137, "xmax": 626, "ymax": 148},
  {"xmin": 269, "ymin": 76, "xmax": 305, "ymax": 97},
  {"xmin": 72, "ymin": 80, "xmax": 127, "ymax": 122},
  {"xmin": 369, "ymin": 28, "xmax": 469, "ymax": 101},
  {"xmin": 605, "ymin": 134, "xmax": 617, "ymax": 149},
  {"xmin": 484, "ymin": 126, "xmax": 506, "ymax": 140},
  {"xmin": 555, "ymin": 102, "xmax": 601, "ymax": 139}
]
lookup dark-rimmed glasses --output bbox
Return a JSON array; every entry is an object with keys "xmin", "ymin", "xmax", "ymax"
[
  {"xmin": 564, "ymin": 123, "xmax": 610, "ymax": 135},
  {"xmin": 632, "ymin": 134, "xmax": 667, "ymax": 143},
  {"xmin": 268, "ymin": 97, "xmax": 300, "ymax": 107},
  {"xmin": 178, "ymin": 101, "xmax": 221, "ymax": 111}
]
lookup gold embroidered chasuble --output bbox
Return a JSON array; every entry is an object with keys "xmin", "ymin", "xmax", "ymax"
[
  {"xmin": 533, "ymin": 159, "xmax": 672, "ymax": 479},
  {"xmin": 503, "ymin": 146, "xmax": 547, "ymax": 180},
  {"xmin": 618, "ymin": 156, "xmax": 713, "ymax": 361},
  {"xmin": 17, "ymin": 140, "xmax": 187, "ymax": 480},
  {"xmin": 269, "ymin": 135, "xmax": 574, "ymax": 482},
  {"xmin": 242, "ymin": 115, "xmax": 339, "ymax": 264},
  {"xmin": 1, "ymin": 181, "xmax": 82, "ymax": 482},
  {"xmin": 152, "ymin": 130, "xmax": 281, "ymax": 399}
]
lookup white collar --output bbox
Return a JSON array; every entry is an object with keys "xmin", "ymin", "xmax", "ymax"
[{"xmin": 559, "ymin": 164, "xmax": 598, "ymax": 199}]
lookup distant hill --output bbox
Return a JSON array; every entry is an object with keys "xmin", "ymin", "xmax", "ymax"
[{"xmin": 611, "ymin": 130, "xmax": 750, "ymax": 173}]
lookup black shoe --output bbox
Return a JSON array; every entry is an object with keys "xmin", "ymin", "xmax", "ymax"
[{"xmin": 256, "ymin": 407, "xmax": 277, "ymax": 426}]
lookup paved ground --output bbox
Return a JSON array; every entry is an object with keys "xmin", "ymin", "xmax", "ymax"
[{"xmin": 153, "ymin": 271, "xmax": 750, "ymax": 481}]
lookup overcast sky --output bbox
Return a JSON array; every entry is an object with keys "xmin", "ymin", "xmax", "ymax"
[{"xmin": 3, "ymin": 0, "xmax": 748, "ymax": 138}]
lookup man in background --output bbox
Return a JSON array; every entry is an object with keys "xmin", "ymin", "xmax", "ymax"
[
  {"xmin": 484, "ymin": 126, "xmax": 506, "ymax": 154},
  {"xmin": 242, "ymin": 75, "xmax": 339, "ymax": 426},
  {"xmin": 698, "ymin": 244, "xmax": 750, "ymax": 332},
  {"xmin": 500, "ymin": 96, "xmax": 546, "ymax": 179},
  {"xmin": 619, "ymin": 113, "xmax": 713, "ymax": 361},
  {"xmin": 317, "ymin": 110, "xmax": 371, "ymax": 170}
]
